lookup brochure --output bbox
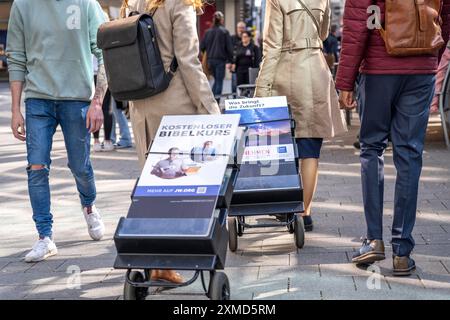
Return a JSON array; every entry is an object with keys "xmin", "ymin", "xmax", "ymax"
[
  {"xmin": 134, "ymin": 114, "xmax": 241, "ymax": 198},
  {"xmin": 224, "ymin": 96, "xmax": 295, "ymax": 162}
]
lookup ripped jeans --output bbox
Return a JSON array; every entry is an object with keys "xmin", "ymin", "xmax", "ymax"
[{"xmin": 25, "ymin": 99, "xmax": 97, "ymax": 238}]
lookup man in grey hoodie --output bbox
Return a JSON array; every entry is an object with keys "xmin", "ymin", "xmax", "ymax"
[{"xmin": 7, "ymin": 0, "xmax": 108, "ymax": 262}]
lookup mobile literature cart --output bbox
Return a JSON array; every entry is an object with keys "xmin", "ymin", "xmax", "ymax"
[
  {"xmin": 113, "ymin": 114, "xmax": 243, "ymax": 300},
  {"xmin": 224, "ymin": 97, "xmax": 305, "ymax": 252}
]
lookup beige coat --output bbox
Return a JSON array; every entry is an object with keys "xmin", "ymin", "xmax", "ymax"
[
  {"xmin": 126, "ymin": 0, "xmax": 220, "ymax": 168},
  {"xmin": 255, "ymin": 0, "xmax": 347, "ymax": 138}
]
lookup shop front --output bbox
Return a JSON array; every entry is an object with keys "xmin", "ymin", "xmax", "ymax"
[{"xmin": 0, "ymin": 0, "xmax": 251, "ymax": 78}]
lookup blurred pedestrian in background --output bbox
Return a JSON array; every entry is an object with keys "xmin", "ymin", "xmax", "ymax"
[
  {"xmin": 0, "ymin": 44, "xmax": 7, "ymax": 70},
  {"xmin": 200, "ymin": 11, "xmax": 234, "ymax": 102},
  {"xmin": 232, "ymin": 31, "xmax": 261, "ymax": 86},
  {"xmin": 432, "ymin": 41, "xmax": 450, "ymax": 114},
  {"xmin": 323, "ymin": 25, "xmax": 339, "ymax": 73},
  {"xmin": 110, "ymin": 99, "xmax": 133, "ymax": 149},
  {"xmin": 92, "ymin": 57, "xmax": 114, "ymax": 153},
  {"xmin": 231, "ymin": 21, "xmax": 247, "ymax": 93}
]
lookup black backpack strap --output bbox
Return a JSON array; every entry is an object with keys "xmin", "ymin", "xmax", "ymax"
[
  {"xmin": 128, "ymin": 11, "xmax": 140, "ymax": 17},
  {"xmin": 167, "ymin": 58, "xmax": 178, "ymax": 79},
  {"xmin": 148, "ymin": 6, "xmax": 178, "ymax": 79}
]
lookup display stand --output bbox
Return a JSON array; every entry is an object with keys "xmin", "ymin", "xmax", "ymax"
[
  {"xmin": 224, "ymin": 97, "xmax": 305, "ymax": 252},
  {"xmin": 113, "ymin": 114, "xmax": 243, "ymax": 300}
]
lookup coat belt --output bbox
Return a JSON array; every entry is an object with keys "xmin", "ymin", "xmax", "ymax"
[{"xmin": 281, "ymin": 38, "xmax": 323, "ymax": 52}]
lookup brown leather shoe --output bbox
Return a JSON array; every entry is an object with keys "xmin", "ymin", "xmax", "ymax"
[
  {"xmin": 352, "ymin": 239, "xmax": 386, "ymax": 265},
  {"xmin": 393, "ymin": 256, "xmax": 416, "ymax": 277},
  {"xmin": 151, "ymin": 269, "xmax": 184, "ymax": 284}
]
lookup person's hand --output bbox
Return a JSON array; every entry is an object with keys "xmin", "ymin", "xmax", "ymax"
[
  {"xmin": 339, "ymin": 90, "xmax": 357, "ymax": 110},
  {"xmin": 86, "ymin": 99, "xmax": 104, "ymax": 134},
  {"xmin": 231, "ymin": 64, "xmax": 236, "ymax": 72},
  {"xmin": 11, "ymin": 110, "xmax": 26, "ymax": 141},
  {"xmin": 430, "ymin": 94, "xmax": 440, "ymax": 114},
  {"xmin": 226, "ymin": 63, "xmax": 232, "ymax": 71}
]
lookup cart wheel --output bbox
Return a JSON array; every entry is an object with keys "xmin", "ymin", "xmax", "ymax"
[
  {"xmin": 228, "ymin": 217, "xmax": 238, "ymax": 252},
  {"xmin": 123, "ymin": 271, "xmax": 148, "ymax": 300},
  {"xmin": 237, "ymin": 217, "xmax": 244, "ymax": 237},
  {"xmin": 294, "ymin": 215, "xmax": 305, "ymax": 249},
  {"xmin": 209, "ymin": 272, "xmax": 230, "ymax": 300}
]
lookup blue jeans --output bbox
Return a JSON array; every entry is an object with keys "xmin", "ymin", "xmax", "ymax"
[
  {"xmin": 110, "ymin": 99, "xmax": 132, "ymax": 147},
  {"xmin": 25, "ymin": 99, "xmax": 97, "ymax": 238},
  {"xmin": 357, "ymin": 74, "xmax": 435, "ymax": 257},
  {"xmin": 208, "ymin": 58, "xmax": 226, "ymax": 99}
]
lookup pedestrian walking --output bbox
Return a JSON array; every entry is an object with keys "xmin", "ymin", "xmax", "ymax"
[
  {"xmin": 323, "ymin": 25, "xmax": 339, "ymax": 72},
  {"xmin": 232, "ymin": 31, "xmax": 261, "ymax": 86},
  {"xmin": 200, "ymin": 11, "xmax": 234, "ymax": 102},
  {"xmin": 432, "ymin": 41, "xmax": 450, "ymax": 114},
  {"xmin": 92, "ymin": 89, "xmax": 115, "ymax": 152},
  {"xmin": 92, "ymin": 56, "xmax": 114, "ymax": 152},
  {"xmin": 231, "ymin": 21, "xmax": 247, "ymax": 93},
  {"xmin": 7, "ymin": 0, "xmax": 108, "ymax": 262},
  {"xmin": 255, "ymin": 0, "xmax": 347, "ymax": 232},
  {"xmin": 336, "ymin": 0, "xmax": 450, "ymax": 276},
  {"xmin": 121, "ymin": 0, "xmax": 220, "ymax": 284},
  {"xmin": 111, "ymin": 99, "xmax": 133, "ymax": 149}
]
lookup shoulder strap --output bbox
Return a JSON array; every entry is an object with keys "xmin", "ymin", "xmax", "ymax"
[
  {"xmin": 297, "ymin": 0, "xmax": 321, "ymax": 37},
  {"xmin": 147, "ymin": 7, "xmax": 178, "ymax": 76},
  {"xmin": 150, "ymin": 7, "xmax": 158, "ymax": 17}
]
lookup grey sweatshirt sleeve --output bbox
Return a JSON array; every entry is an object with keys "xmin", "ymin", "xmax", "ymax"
[
  {"xmin": 88, "ymin": 0, "xmax": 107, "ymax": 65},
  {"xmin": 6, "ymin": 2, "xmax": 27, "ymax": 82}
]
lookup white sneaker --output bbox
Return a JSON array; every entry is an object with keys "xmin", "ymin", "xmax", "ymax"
[
  {"xmin": 102, "ymin": 141, "xmax": 115, "ymax": 152},
  {"xmin": 93, "ymin": 142, "xmax": 102, "ymax": 152},
  {"xmin": 24, "ymin": 237, "xmax": 58, "ymax": 263},
  {"xmin": 83, "ymin": 205, "xmax": 105, "ymax": 241}
]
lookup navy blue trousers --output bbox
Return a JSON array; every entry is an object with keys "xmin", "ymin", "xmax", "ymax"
[
  {"xmin": 357, "ymin": 74, "xmax": 435, "ymax": 257},
  {"xmin": 208, "ymin": 58, "xmax": 226, "ymax": 99}
]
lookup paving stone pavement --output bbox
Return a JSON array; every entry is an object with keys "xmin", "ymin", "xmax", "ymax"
[{"xmin": 0, "ymin": 82, "xmax": 449, "ymax": 300}]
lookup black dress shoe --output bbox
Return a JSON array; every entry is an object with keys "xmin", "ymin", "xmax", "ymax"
[
  {"xmin": 352, "ymin": 239, "xmax": 386, "ymax": 265},
  {"xmin": 302, "ymin": 215, "xmax": 313, "ymax": 232},
  {"xmin": 393, "ymin": 256, "xmax": 416, "ymax": 277}
]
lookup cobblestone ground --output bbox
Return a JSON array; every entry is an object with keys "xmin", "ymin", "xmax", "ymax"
[{"xmin": 0, "ymin": 82, "xmax": 449, "ymax": 300}]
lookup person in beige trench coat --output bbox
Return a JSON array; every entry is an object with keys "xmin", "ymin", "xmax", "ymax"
[
  {"xmin": 255, "ymin": 0, "xmax": 347, "ymax": 230},
  {"xmin": 121, "ymin": 0, "xmax": 220, "ymax": 283},
  {"xmin": 123, "ymin": 0, "xmax": 220, "ymax": 169}
]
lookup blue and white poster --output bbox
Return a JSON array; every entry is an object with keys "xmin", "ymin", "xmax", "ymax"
[
  {"xmin": 225, "ymin": 96, "xmax": 295, "ymax": 162},
  {"xmin": 224, "ymin": 96, "xmax": 290, "ymax": 124},
  {"xmin": 224, "ymin": 97, "xmax": 299, "ymax": 193}
]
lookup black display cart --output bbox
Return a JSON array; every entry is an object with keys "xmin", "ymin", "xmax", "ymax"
[
  {"xmin": 113, "ymin": 115, "xmax": 244, "ymax": 300},
  {"xmin": 224, "ymin": 98, "xmax": 305, "ymax": 252}
]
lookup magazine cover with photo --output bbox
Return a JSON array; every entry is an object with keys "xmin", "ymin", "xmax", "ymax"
[
  {"xmin": 148, "ymin": 143, "xmax": 220, "ymax": 181},
  {"xmin": 224, "ymin": 96, "xmax": 295, "ymax": 162},
  {"xmin": 135, "ymin": 115, "xmax": 241, "ymax": 198},
  {"xmin": 224, "ymin": 96, "xmax": 298, "ymax": 188}
]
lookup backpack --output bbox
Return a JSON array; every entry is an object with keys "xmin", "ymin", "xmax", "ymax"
[
  {"xmin": 97, "ymin": 11, "xmax": 178, "ymax": 101},
  {"xmin": 379, "ymin": 0, "xmax": 445, "ymax": 56}
]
